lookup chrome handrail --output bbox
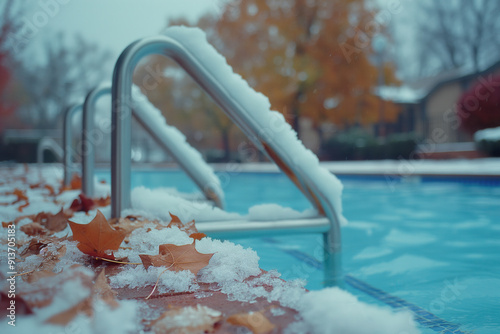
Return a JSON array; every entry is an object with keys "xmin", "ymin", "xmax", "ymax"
[
  {"xmin": 111, "ymin": 35, "xmax": 342, "ymax": 286},
  {"xmin": 63, "ymin": 104, "xmax": 83, "ymax": 185},
  {"xmin": 82, "ymin": 82, "xmax": 111, "ymax": 197},
  {"xmin": 81, "ymin": 82, "xmax": 224, "ymax": 208},
  {"xmin": 37, "ymin": 137, "xmax": 63, "ymax": 164}
]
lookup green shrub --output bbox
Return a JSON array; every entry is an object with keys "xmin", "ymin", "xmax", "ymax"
[{"xmin": 321, "ymin": 130, "xmax": 419, "ymax": 160}]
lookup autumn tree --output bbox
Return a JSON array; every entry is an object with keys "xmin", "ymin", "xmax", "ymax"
[
  {"xmin": 135, "ymin": 0, "xmax": 399, "ymax": 160},
  {"xmin": 212, "ymin": 0, "xmax": 400, "ymax": 139}
]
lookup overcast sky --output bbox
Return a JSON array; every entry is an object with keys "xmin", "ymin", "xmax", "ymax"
[{"xmin": 19, "ymin": 0, "xmax": 224, "ymax": 67}]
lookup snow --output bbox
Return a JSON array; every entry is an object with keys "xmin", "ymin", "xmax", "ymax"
[
  {"xmin": 475, "ymin": 126, "xmax": 500, "ymax": 141},
  {"xmin": 289, "ymin": 287, "xmax": 419, "ymax": 334},
  {"xmin": 110, "ymin": 266, "xmax": 199, "ymax": 293},
  {"xmin": 209, "ymin": 158, "xmax": 500, "ymax": 176},
  {"xmin": 131, "ymin": 84, "xmax": 223, "ymax": 203},
  {"xmin": 376, "ymin": 85, "xmax": 426, "ymax": 104},
  {"xmin": 246, "ymin": 204, "xmax": 317, "ymax": 221},
  {"xmin": 129, "ymin": 186, "xmax": 240, "ymax": 222},
  {"xmin": 129, "ymin": 186, "xmax": 318, "ymax": 222},
  {"xmin": 163, "ymin": 26, "xmax": 346, "ymax": 225},
  {"xmin": 196, "ymin": 237, "xmax": 262, "ymax": 284}
]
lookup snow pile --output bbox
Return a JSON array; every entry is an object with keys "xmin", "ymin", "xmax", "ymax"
[
  {"xmin": 163, "ymin": 26, "xmax": 346, "ymax": 225},
  {"xmin": 129, "ymin": 186, "xmax": 240, "ymax": 222},
  {"xmin": 196, "ymin": 237, "xmax": 262, "ymax": 283},
  {"xmin": 110, "ymin": 266, "xmax": 199, "ymax": 293},
  {"xmin": 474, "ymin": 126, "xmax": 500, "ymax": 142},
  {"xmin": 130, "ymin": 186, "xmax": 317, "ymax": 222},
  {"xmin": 247, "ymin": 204, "xmax": 317, "ymax": 221},
  {"xmin": 288, "ymin": 288, "xmax": 419, "ymax": 334},
  {"xmin": 131, "ymin": 84, "xmax": 223, "ymax": 202}
]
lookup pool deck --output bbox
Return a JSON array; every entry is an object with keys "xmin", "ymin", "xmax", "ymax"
[
  {"xmin": 207, "ymin": 159, "xmax": 500, "ymax": 179},
  {"xmin": 0, "ymin": 167, "xmax": 299, "ymax": 333}
]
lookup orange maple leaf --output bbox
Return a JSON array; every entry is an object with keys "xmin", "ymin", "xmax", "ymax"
[
  {"xmin": 167, "ymin": 212, "xmax": 198, "ymax": 235},
  {"xmin": 68, "ymin": 210, "xmax": 126, "ymax": 260},
  {"xmin": 139, "ymin": 242, "xmax": 213, "ymax": 275}
]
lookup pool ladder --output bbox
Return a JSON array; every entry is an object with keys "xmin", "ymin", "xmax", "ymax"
[
  {"xmin": 62, "ymin": 84, "xmax": 224, "ymax": 208},
  {"xmin": 109, "ymin": 35, "xmax": 342, "ymax": 286}
]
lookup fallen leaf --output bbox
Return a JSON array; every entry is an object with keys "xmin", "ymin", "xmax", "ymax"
[
  {"xmin": 60, "ymin": 174, "xmax": 82, "ymax": 192},
  {"xmin": 20, "ymin": 222, "xmax": 47, "ymax": 236},
  {"xmin": 17, "ymin": 201, "xmax": 30, "ymax": 212},
  {"xmin": 20, "ymin": 239, "xmax": 50, "ymax": 257},
  {"xmin": 139, "ymin": 241, "xmax": 213, "ymax": 275},
  {"xmin": 189, "ymin": 232, "xmax": 207, "ymax": 241},
  {"xmin": 46, "ymin": 297, "xmax": 93, "ymax": 325},
  {"xmin": 68, "ymin": 210, "xmax": 126, "ymax": 260},
  {"xmin": 0, "ymin": 292, "xmax": 33, "ymax": 316},
  {"xmin": 93, "ymin": 269, "xmax": 118, "ymax": 308},
  {"xmin": 34, "ymin": 209, "xmax": 71, "ymax": 232},
  {"xmin": 25, "ymin": 245, "xmax": 67, "ymax": 283},
  {"xmin": 149, "ymin": 305, "xmax": 222, "ymax": 334},
  {"xmin": 44, "ymin": 184, "xmax": 56, "ymax": 196},
  {"xmin": 227, "ymin": 310, "xmax": 276, "ymax": 334},
  {"xmin": 167, "ymin": 212, "xmax": 198, "ymax": 235},
  {"xmin": 69, "ymin": 193, "xmax": 96, "ymax": 213},
  {"xmin": 12, "ymin": 188, "xmax": 28, "ymax": 203}
]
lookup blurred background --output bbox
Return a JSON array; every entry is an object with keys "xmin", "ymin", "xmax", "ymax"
[{"xmin": 1, "ymin": 0, "xmax": 499, "ymax": 163}]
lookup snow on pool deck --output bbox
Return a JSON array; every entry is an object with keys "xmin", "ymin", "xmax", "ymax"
[{"xmin": 210, "ymin": 158, "xmax": 500, "ymax": 176}]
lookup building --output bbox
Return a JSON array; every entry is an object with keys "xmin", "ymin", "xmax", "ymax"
[{"xmin": 378, "ymin": 59, "xmax": 500, "ymax": 158}]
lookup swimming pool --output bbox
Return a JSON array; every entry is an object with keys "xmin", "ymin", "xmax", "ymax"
[{"xmin": 96, "ymin": 169, "xmax": 500, "ymax": 334}]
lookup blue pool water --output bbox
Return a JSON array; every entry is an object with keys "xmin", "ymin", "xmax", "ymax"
[{"xmin": 96, "ymin": 169, "xmax": 500, "ymax": 334}]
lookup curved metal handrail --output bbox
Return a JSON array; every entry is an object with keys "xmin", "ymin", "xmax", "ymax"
[
  {"xmin": 81, "ymin": 82, "xmax": 224, "ymax": 208},
  {"xmin": 82, "ymin": 82, "xmax": 111, "ymax": 197},
  {"xmin": 63, "ymin": 104, "xmax": 83, "ymax": 185},
  {"xmin": 111, "ymin": 35, "xmax": 342, "ymax": 286},
  {"xmin": 37, "ymin": 137, "xmax": 63, "ymax": 164}
]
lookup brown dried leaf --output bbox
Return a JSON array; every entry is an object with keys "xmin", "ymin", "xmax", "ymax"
[
  {"xmin": 139, "ymin": 241, "xmax": 213, "ymax": 275},
  {"xmin": 25, "ymin": 245, "xmax": 67, "ymax": 283},
  {"xmin": 150, "ymin": 305, "xmax": 222, "ymax": 334},
  {"xmin": 69, "ymin": 193, "xmax": 96, "ymax": 213},
  {"xmin": 93, "ymin": 269, "xmax": 118, "ymax": 308},
  {"xmin": 68, "ymin": 210, "xmax": 126, "ymax": 260},
  {"xmin": 167, "ymin": 212, "xmax": 198, "ymax": 235},
  {"xmin": 20, "ymin": 222, "xmax": 47, "ymax": 236},
  {"xmin": 46, "ymin": 297, "xmax": 93, "ymax": 325},
  {"xmin": 34, "ymin": 209, "xmax": 71, "ymax": 232},
  {"xmin": 20, "ymin": 239, "xmax": 50, "ymax": 257},
  {"xmin": 0, "ymin": 292, "xmax": 33, "ymax": 316},
  {"xmin": 189, "ymin": 232, "xmax": 207, "ymax": 241},
  {"xmin": 227, "ymin": 311, "xmax": 276, "ymax": 334}
]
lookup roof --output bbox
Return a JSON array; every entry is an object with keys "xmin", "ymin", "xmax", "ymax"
[{"xmin": 377, "ymin": 57, "xmax": 500, "ymax": 104}]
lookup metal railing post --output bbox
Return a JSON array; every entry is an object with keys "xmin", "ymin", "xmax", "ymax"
[
  {"xmin": 37, "ymin": 137, "xmax": 64, "ymax": 164},
  {"xmin": 63, "ymin": 104, "xmax": 83, "ymax": 186},
  {"xmin": 82, "ymin": 83, "xmax": 111, "ymax": 197},
  {"xmin": 81, "ymin": 83, "xmax": 224, "ymax": 207},
  {"xmin": 111, "ymin": 35, "xmax": 342, "ymax": 285}
]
